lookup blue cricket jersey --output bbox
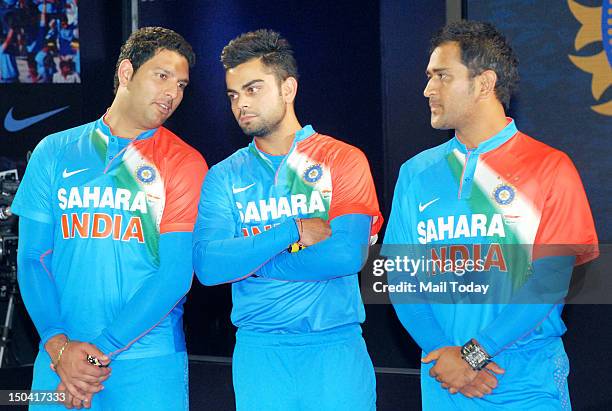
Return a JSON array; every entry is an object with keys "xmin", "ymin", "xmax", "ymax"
[
  {"xmin": 384, "ymin": 119, "xmax": 598, "ymax": 351},
  {"xmin": 194, "ymin": 125, "xmax": 382, "ymax": 333},
  {"xmin": 12, "ymin": 117, "xmax": 207, "ymax": 359}
]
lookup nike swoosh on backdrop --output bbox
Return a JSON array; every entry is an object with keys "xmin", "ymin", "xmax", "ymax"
[
  {"xmin": 232, "ymin": 183, "xmax": 256, "ymax": 194},
  {"xmin": 4, "ymin": 106, "xmax": 70, "ymax": 132}
]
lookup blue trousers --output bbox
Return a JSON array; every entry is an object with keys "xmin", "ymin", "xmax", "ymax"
[
  {"xmin": 421, "ymin": 338, "xmax": 571, "ymax": 411},
  {"xmin": 233, "ymin": 325, "xmax": 376, "ymax": 411},
  {"xmin": 29, "ymin": 350, "xmax": 188, "ymax": 411}
]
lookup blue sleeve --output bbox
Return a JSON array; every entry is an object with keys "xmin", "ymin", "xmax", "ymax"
[
  {"xmin": 256, "ymin": 214, "xmax": 370, "ymax": 281},
  {"xmin": 475, "ymin": 255, "xmax": 575, "ymax": 356},
  {"xmin": 192, "ymin": 166, "xmax": 300, "ymax": 286},
  {"xmin": 392, "ymin": 304, "xmax": 451, "ymax": 354},
  {"xmin": 383, "ymin": 165, "xmax": 452, "ymax": 354},
  {"xmin": 16, "ymin": 217, "xmax": 66, "ymax": 345},
  {"xmin": 11, "ymin": 136, "xmax": 55, "ymax": 224},
  {"xmin": 91, "ymin": 232, "xmax": 194, "ymax": 357}
]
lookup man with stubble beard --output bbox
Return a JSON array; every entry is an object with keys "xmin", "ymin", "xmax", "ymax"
[{"xmin": 193, "ymin": 29, "xmax": 382, "ymax": 411}]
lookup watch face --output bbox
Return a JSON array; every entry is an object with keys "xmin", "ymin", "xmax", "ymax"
[{"xmin": 462, "ymin": 342, "xmax": 490, "ymax": 370}]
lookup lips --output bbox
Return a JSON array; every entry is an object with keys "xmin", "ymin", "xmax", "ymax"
[
  {"xmin": 239, "ymin": 113, "xmax": 257, "ymax": 122},
  {"xmin": 155, "ymin": 102, "xmax": 172, "ymax": 114},
  {"xmin": 429, "ymin": 101, "xmax": 441, "ymax": 109}
]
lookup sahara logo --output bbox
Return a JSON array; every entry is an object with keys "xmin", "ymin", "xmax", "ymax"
[{"xmin": 568, "ymin": 0, "xmax": 612, "ymax": 116}]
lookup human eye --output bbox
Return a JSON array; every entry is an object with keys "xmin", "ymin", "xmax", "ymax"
[{"xmin": 247, "ymin": 85, "xmax": 260, "ymax": 94}]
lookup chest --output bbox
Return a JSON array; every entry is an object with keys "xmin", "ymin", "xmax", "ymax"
[
  {"xmin": 412, "ymin": 152, "xmax": 544, "ymax": 245},
  {"xmin": 231, "ymin": 153, "xmax": 334, "ymax": 236},
  {"xmin": 53, "ymin": 138, "xmax": 166, "ymax": 242}
]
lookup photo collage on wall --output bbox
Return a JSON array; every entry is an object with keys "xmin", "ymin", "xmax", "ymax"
[{"xmin": 1, "ymin": 0, "xmax": 80, "ymax": 84}]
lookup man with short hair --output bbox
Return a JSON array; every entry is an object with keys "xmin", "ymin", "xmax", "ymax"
[
  {"xmin": 193, "ymin": 29, "xmax": 382, "ymax": 411},
  {"xmin": 13, "ymin": 26, "xmax": 207, "ymax": 410},
  {"xmin": 384, "ymin": 20, "xmax": 598, "ymax": 410}
]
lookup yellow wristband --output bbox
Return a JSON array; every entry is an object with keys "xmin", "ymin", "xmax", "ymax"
[{"xmin": 288, "ymin": 242, "xmax": 301, "ymax": 253}]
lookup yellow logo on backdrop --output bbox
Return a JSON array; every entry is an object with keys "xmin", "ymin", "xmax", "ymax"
[{"xmin": 568, "ymin": 0, "xmax": 612, "ymax": 116}]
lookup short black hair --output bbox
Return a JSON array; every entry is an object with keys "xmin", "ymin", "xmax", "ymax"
[
  {"xmin": 220, "ymin": 29, "xmax": 299, "ymax": 82},
  {"xmin": 430, "ymin": 20, "xmax": 519, "ymax": 108},
  {"xmin": 113, "ymin": 26, "xmax": 195, "ymax": 93}
]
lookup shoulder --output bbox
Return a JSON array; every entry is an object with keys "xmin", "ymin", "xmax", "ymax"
[
  {"xmin": 35, "ymin": 121, "xmax": 95, "ymax": 156},
  {"xmin": 312, "ymin": 133, "xmax": 364, "ymax": 155},
  {"xmin": 301, "ymin": 133, "xmax": 369, "ymax": 166},
  {"xmin": 157, "ymin": 127, "xmax": 207, "ymax": 166},
  {"xmin": 209, "ymin": 146, "xmax": 252, "ymax": 174},
  {"xmin": 399, "ymin": 139, "xmax": 452, "ymax": 180},
  {"xmin": 515, "ymin": 132, "xmax": 575, "ymax": 172}
]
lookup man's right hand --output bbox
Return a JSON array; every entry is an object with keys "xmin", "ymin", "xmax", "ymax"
[
  {"xmin": 298, "ymin": 218, "xmax": 331, "ymax": 246},
  {"xmin": 45, "ymin": 335, "xmax": 111, "ymax": 402},
  {"xmin": 457, "ymin": 362, "xmax": 504, "ymax": 398}
]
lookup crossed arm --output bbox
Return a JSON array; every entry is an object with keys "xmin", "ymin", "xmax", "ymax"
[
  {"xmin": 193, "ymin": 166, "xmax": 372, "ymax": 285},
  {"xmin": 193, "ymin": 213, "xmax": 371, "ymax": 285}
]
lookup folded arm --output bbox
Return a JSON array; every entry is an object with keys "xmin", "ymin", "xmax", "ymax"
[{"xmin": 256, "ymin": 213, "xmax": 370, "ymax": 281}]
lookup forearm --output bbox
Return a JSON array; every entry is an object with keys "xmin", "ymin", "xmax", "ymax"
[
  {"xmin": 257, "ymin": 214, "xmax": 370, "ymax": 281},
  {"xmin": 193, "ymin": 219, "xmax": 299, "ymax": 285},
  {"xmin": 16, "ymin": 217, "xmax": 65, "ymax": 345},
  {"xmin": 393, "ymin": 303, "xmax": 452, "ymax": 354},
  {"xmin": 475, "ymin": 255, "xmax": 575, "ymax": 355},
  {"xmin": 91, "ymin": 232, "xmax": 194, "ymax": 357},
  {"xmin": 474, "ymin": 304, "xmax": 558, "ymax": 356}
]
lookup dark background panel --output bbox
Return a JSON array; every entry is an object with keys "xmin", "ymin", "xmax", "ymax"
[
  {"xmin": 371, "ymin": 0, "xmax": 447, "ymax": 368},
  {"xmin": 380, "ymin": 0, "xmax": 450, "ymax": 215}
]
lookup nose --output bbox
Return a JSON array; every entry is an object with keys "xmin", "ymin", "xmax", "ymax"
[
  {"xmin": 423, "ymin": 78, "xmax": 435, "ymax": 98},
  {"xmin": 232, "ymin": 94, "xmax": 250, "ymax": 111},
  {"xmin": 165, "ymin": 83, "xmax": 180, "ymax": 100}
]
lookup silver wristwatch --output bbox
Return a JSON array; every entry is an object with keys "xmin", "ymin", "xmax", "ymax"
[{"xmin": 461, "ymin": 339, "xmax": 491, "ymax": 371}]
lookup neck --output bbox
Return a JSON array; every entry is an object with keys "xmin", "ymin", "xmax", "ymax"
[
  {"xmin": 254, "ymin": 112, "xmax": 302, "ymax": 155},
  {"xmin": 105, "ymin": 98, "xmax": 149, "ymax": 139},
  {"xmin": 455, "ymin": 103, "xmax": 508, "ymax": 149}
]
